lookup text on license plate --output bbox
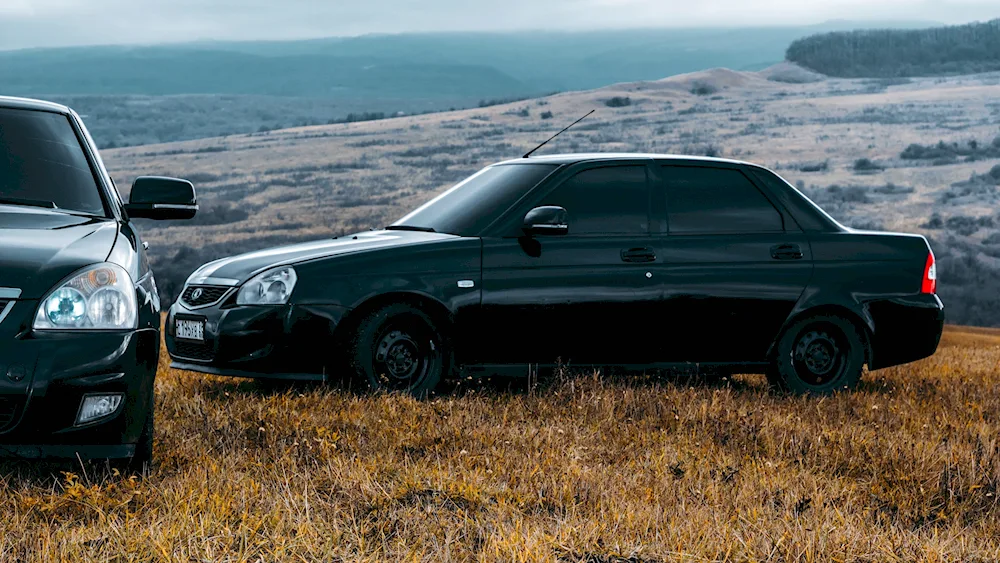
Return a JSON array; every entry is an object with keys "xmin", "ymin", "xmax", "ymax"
[{"xmin": 175, "ymin": 319, "xmax": 205, "ymax": 341}]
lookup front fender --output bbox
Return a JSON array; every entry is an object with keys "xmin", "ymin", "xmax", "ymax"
[{"xmin": 290, "ymin": 238, "xmax": 483, "ymax": 316}]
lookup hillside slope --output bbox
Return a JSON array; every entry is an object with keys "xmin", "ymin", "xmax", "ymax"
[{"xmin": 104, "ymin": 67, "xmax": 1000, "ymax": 325}]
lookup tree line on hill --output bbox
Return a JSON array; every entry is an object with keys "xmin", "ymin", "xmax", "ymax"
[{"xmin": 786, "ymin": 19, "xmax": 1000, "ymax": 77}]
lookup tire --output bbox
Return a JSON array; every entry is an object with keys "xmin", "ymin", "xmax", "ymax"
[
  {"xmin": 767, "ymin": 314, "xmax": 866, "ymax": 396},
  {"xmin": 349, "ymin": 303, "xmax": 449, "ymax": 398},
  {"xmin": 131, "ymin": 407, "xmax": 154, "ymax": 470},
  {"xmin": 109, "ymin": 403, "xmax": 153, "ymax": 476}
]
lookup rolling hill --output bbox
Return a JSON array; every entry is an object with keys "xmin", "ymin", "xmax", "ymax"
[{"xmin": 0, "ymin": 21, "xmax": 939, "ymax": 148}]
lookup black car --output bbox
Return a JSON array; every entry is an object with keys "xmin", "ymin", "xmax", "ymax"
[
  {"xmin": 0, "ymin": 96, "xmax": 197, "ymax": 467},
  {"xmin": 166, "ymin": 153, "xmax": 944, "ymax": 396}
]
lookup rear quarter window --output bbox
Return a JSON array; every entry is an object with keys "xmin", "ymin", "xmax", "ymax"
[
  {"xmin": 661, "ymin": 165, "xmax": 783, "ymax": 234},
  {"xmin": 0, "ymin": 108, "xmax": 105, "ymax": 216}
]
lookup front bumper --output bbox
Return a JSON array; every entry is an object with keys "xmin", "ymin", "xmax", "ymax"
[
  {"xmin": 0, "ymin": 300, "xmax": 157, "ymax": 460},
  {"xmin": 165, "ymin": 299, "xmax": 350, "ymax": 381},
  {"xmin": 867, "ymin": 293, "xmax": 945, "ymax": 370}
]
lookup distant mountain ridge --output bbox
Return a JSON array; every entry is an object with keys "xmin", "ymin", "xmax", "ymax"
[{"xmin": 0, "ymin": 21, "xmax": 939, "ymax": 98}]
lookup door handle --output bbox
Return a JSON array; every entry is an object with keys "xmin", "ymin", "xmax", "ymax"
[
  {"xmin": 621, "ymin": 247, "xmax": 656, "ymax": 263},
  {"xmin": 770, "ymin": 243, "xmax": 803, "ymax": 260}
]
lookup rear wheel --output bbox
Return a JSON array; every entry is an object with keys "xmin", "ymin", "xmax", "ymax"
[
  {"xmin": 350, "ymin": 303, "xmax": 448, "ymax": 398},
  {"xmin": 768, "ymin": 314, "xmax": 865, "ymax": 395}
]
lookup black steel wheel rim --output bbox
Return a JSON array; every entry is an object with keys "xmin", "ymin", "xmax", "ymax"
[
  {"xmin": 791, "ymin": 326, "xmax": 847, "ymax": 386},
  {"xmin": 372, "ymin": 317, "xmax": 438, "ymax": 390}
]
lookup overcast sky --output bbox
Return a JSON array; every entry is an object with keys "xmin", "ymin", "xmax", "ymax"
[{"xmin": 0, "ymin": 0, "xmax": 996, "ymax": 51}]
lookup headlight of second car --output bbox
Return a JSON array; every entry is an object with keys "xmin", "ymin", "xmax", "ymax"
[
  {"xmin": 236, "ymin": 266, "xmax": 297, "ymax": 305},
  {"xmin": 33, "ymin": 263, "xmax": 137, "ymax": 330}
]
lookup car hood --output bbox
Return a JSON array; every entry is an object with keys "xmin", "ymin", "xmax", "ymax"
[
  {"xmin": 0, "ymin": 206, "xmax": 118, "ymax": 299},
  {"xmin": 187, "ymin": 229, "xmax": 461, "ymax": 285}
]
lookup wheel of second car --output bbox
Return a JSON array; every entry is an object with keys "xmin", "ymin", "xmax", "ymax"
[
  {"xmin": 767, "ymin": 314, "xmax": 866, "ymax": 395},
  {"xmin": 350, "ymin": 303, "xmax": 448, "ymax": 398}
]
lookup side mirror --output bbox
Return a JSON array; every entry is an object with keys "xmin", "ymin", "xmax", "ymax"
[
  {"xmin": 522, "ymin": 205, "xmax": 568, "ymax": 236},
  {"xmin": 124, "ymin": 176, "xmax": 198, "ymax": 220}
]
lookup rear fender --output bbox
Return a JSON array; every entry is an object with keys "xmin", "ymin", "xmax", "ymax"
[{"xmin": 767, "ymin": 286, "xmax": 875, "ymax": 363}]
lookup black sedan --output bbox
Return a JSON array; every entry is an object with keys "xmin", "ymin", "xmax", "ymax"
[
  {"xmin": 167, "ymin": 153, "xmax": 944, "ymax": 396},
  {"xmin": 0, "ymin": 96, "xmax": 197, "ymax": 468}
]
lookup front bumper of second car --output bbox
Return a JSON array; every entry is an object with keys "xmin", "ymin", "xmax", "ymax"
[
  {"xmin": 165, "ymin": 290, "xmax": 350, "ymax": 381},
  {"xmin": 0, "ymin": 300, "xmax": 157, "ymax": 460}
]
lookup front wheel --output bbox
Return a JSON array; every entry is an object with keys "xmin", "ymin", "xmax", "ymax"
[
  {"xmin": 350, "ymin": 303, "xmax": 448, "ymax": 398},
  {"xmin": 767, "ymin": 315, "xmax": 866, "ymax": 395}
]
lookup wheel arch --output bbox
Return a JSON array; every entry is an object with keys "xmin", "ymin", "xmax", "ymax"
[
  {"xmin": 332, "ymin": 291, "xmax": 455, "ymax": 351},
  {"xmin": 768, "ymin": 304, "xmax": 874, "ymax": 366}
]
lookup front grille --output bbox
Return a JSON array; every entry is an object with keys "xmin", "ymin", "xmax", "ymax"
[
  {"xmin": 173, "ymin": 340, "xmax": 216, "ymax": 362},
  {"xmin": 0, "ymin": 396, "xmax": 24, "ymax": 431},
  {"xmin": 181, "ymin": 285, "xmax": 230, "ymax": 308}
]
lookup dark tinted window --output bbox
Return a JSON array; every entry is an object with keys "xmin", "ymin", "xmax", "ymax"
[
  {"xmin": 392, "ymin": 163, "xmax": 557, "ymax": 236},
  {"xmin": 748, "ymin": 166, "xmax": 838, "ymax": 232},
  {"xmin": 663, "ymin": 166, "xmax": 782, "ymax": 234},
  {"xmin": 540, "ymin": 166, "xmax": 648, "ymax": 234},
  {"xmin": 0, "ymin": 109, "xmax": 104, "ymax": 215}
]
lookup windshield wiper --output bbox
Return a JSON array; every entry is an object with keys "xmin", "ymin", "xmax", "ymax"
[
  {"xmin": 385, "ymin": 225, "xmax": 436, "ymax": 233},
  {"xmin": 0, "ymin": 196, "xmax": 57, "ymax": 209}
]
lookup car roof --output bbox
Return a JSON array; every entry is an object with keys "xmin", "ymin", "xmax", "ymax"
[
  {"xmin": 0, "ymin": 95, "xmax": 72, "ymax": 115},
  {"xmin": 494, "ymin": 152, "xmax": 756, "ymax": 167}
]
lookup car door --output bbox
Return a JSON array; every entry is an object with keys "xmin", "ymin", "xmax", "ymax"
[
  {"xmin": 651, "ymin": 162, "xmax": 814, "ymax": 363},
  {"xmin": 475, "ymin": 161, "xmax": 660, "ymax": 366}
]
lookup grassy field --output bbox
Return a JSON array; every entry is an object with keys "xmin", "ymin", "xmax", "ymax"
[{"xmin": 0, "ymin": 325, "xmax": 997, "ymax": 561}]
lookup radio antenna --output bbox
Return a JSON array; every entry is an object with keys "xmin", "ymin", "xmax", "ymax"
[{"xmin": 522, "ymin": 109, "xmax": 595, "ymax": 158}]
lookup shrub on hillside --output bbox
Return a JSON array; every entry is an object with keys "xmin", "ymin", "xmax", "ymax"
[
  {"xmin": 690, "ymin": 82, "xmax": 718, "ymax": 96},
  {"xmin": 604, "ymin": 96, "xmax": 632, "ymax": 108},
  {"xmin": 852, "ymin": 158, "xmax": 883, "ymax": 174}
]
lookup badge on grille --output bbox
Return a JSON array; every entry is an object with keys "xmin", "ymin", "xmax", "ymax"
[{"xmin": 191, "ymin": 288, "xmax": 204, "ymax": 301}]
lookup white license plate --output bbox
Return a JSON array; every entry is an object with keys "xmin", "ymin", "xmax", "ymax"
[{"xmin": 175, "ymin": 319, "xmax": 205, "ymax": 341}]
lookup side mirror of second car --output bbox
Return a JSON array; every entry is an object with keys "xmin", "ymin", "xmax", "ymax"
[
  {"xmin": 124, "ymin": 176, "xmax": 198, "ymax": 220},
  {"xmin": 522, "ymin": 205, "xmax": 568, "ymax": 236}
]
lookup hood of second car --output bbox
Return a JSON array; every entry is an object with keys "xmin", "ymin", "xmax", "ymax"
[
  {"xmin": 188, "ymin": 229, "xmax": 462, "ymax": 284},
  {"xmin": 0, "ymin": 206, "xmax": 119, "ymax": 299}
]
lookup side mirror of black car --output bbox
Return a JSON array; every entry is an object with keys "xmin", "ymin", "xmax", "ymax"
[
  {"xmin": 522, "ymin": 206, "xmax": 568, "ymax": 236},
  {"xmin": 124, "ymin": 176, "xmax": 198, "ymax": 220}
]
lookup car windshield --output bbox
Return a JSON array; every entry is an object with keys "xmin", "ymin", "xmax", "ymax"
[
  {"xmin": 0, "ymin": 108, "xmax": 105, "ymax": 216},
  {"xmin": 390, "ymin": 163, "xmax": 558, "ymax": 236}
]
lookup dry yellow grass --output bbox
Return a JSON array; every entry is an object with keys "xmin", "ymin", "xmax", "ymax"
[{"xmin": 0, "ymin": 325, "xmax": 998, "ymax": 561}]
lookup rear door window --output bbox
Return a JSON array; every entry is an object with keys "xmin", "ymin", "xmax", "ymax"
[
  {"xmin": 0, "ymin": 108, "xmax": 105, "ymax": 215},
  {"xmin": 661, "ymin": 165, "xmax": 782, "ymax": 234}
]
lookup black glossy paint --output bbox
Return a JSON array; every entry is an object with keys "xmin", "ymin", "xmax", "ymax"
[
  {"xmin": 0, "ymin": 96, "xmax": 192, "ymax": 460},
  {"xmin": 167, "ymin": 153, "xmax": 944, "ymax": 383},
  {"xmin": 125, "ymin": 176, "xmax": 199, "ymax": 220}
]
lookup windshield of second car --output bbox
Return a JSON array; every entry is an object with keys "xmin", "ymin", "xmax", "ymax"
[
  {"xmin": 0, "ymin": 108, "xmax": 106, "ymax": 216},
  {"xmin": 390, "ymin": 163, "xmax": 558, "ymax": 236}
]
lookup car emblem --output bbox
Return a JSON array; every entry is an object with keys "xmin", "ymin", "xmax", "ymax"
[{"xmin": 191, "ymin": 288, "xmax": 204, "ymax": 301}]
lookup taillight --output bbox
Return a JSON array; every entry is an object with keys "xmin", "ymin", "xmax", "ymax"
[{"xmin": 921, "ymin": 251, "xmax": 937, "ymax": 294}]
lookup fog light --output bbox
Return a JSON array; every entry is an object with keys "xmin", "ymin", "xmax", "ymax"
[{"xmin": 76, "ymin": 394, "xmax": 124, "ymax": 425}]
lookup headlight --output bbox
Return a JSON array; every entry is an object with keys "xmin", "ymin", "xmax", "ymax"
[
  {"xmin": 33, "ymin": 263, "xmax": 137, "ymax": 330},
  {"xmin": 236, "ymin": 266, "xmax": 297, "ymax": 305}
]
